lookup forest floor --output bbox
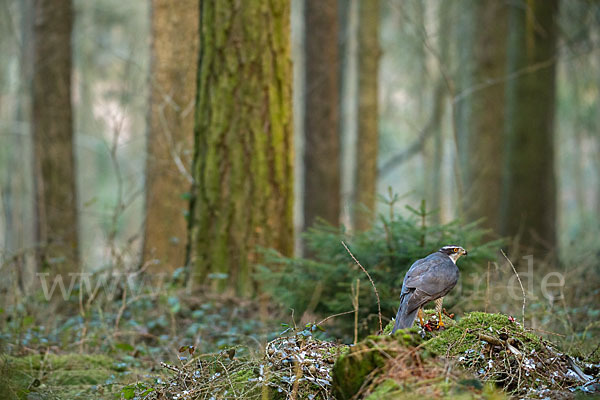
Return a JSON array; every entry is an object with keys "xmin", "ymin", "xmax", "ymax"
[
  {"xmin": 0, "ymin": 284, "xmax": 280, "ymax": 399},
  {"xmin": 0, "ymin": 353, "xmax": 148, "ymax": 399},
  {"xmin": 0, "ymin": 276, "xmax": 599, "ymax": 399},
  {"xmin": 129, "ymin": 311, "xmax": 599, "ymax": 399}
]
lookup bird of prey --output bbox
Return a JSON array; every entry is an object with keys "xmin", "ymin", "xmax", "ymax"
[{"xmin": 391, "ymin": 245, "xmax": 467, "ymax": 333}]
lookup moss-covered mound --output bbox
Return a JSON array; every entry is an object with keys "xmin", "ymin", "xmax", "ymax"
[
  {"xmin": 333, "ymin": 311, "xmax": 599, "ymax": 399},
  {"xmin": 0, "ymin": 353, "xmax": 135, "ymax": 399},
  {"xmin": 424, "ymin": 312, "xmax": 599, "ymax": 397},
  {"xmin": 332, "ymin": 327, "xmax": 504, "ymax": 399},
  {"xmin": 425, "ymin": 312, "xmax": 541, "ymax": 355}
]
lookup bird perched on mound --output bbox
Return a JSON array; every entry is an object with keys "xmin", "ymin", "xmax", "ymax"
[{"xmin": 391, "ymin": 245, "xmax": 467, "ymax": 333}]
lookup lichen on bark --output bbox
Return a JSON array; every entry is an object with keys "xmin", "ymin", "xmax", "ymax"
[{"xmin": 189, "ymin": 0, "xmax": 294, "ymax": 295}]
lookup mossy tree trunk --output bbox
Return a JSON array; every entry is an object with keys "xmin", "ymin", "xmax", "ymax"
[
  {"xmin": 462, "ymin": 0, "xmax": 509, "ymax": 236},
  {"xmin": 32, "ymin": 0, "xmax": 79, "ymax": 273},
  {"xmin": 189, "ymin": 0, "xmax": 294, "ymax": 295},
  {"xmin": 501, "ymin": 0, "xmax": 559, "ymax": 254},
  {"xmin": 353, "ymin": 0, "xmax": 380, "ymax": 232},
  {"xmin": 303, "ymin": 0, "xmax": 341, "ymax": 235},
  {"xmin": 143, "ymin": 0, "xmax": 198, "ymax": 271}
]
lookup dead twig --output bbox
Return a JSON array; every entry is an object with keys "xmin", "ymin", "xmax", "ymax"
[
  {"xmin": 477, "ymin": 333, "xmax": 504, "ymax": 347},
  {"xmin": 341, "ymin": 241, "xmax": 382, "ymax": 334},
  {"xmin": 352, "ymin": 278, "xmax": 360, "ymax": 345},
  {"xmin": 316, "ymin": 309, "xmax": 356, "ymax": 327},
  {"xmin": 501, "ymin": 249, "xmax": 526, "ymax": 328},
  {"xmin": 290, "ymin": 308, "xmax": 297, "ymax": 330},
  {"xmin": 485, "ymin": 262, "xmax": 490, "ymax": 313},
  {"xmin": 114, "ymin": 284, "xmax": 128, "ymax": 331}
]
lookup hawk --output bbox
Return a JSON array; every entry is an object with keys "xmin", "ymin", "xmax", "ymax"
[{"xmin": 391, "ymin": 245, "xmax": 467, "ymax": 333}]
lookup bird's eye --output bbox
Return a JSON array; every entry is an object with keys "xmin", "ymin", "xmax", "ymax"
[{"xmin": 453, "ymin": 248, "xmax": 459, "ymax": 253}]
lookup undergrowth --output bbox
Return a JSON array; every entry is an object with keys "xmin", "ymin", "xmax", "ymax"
[
  {"xmin": 127, "ymin": 323, "xmax": 348, "ymax": 400},
  {"xmin": 257, "ymin": 195, "xmax": 501, "ymax": 340},
  {"xmin": 0, "ymin": 272, "xmax": 284, "ymax": 399}
]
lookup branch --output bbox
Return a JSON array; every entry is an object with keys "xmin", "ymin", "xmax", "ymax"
[
  {"xmin": 501, "ymin": 249, "xmax": 526, "ymax": 328},
  {"xmin": 316, "ymin": 309, "xmax": 356, "ymax": 327},
  {"xmin": 378, "ymin": 82, "xmax": 446, "ymax": 178},
  {"xmin": 341, "ymin": 241, "xmax": 382, "ymax": 334}
]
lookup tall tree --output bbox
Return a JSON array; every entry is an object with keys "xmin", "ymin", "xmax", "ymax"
[
  {"xmin": 144, "ymin": 0, "xmax": 198, "ymax": 270},
  {"xmin": 189, "ymin": 0, "xmax": 294, "ymax": 295},
  {"xmin": 460, "ymin": 0, "xmax": 509, "ymax": 235},
  {"xmin": 353, "ymin": 0, "xmax": 380, "ymax": 231},
  {"xmin": 501, "ymin": 0, "xmax": 559, "ymax": 253},
  {"xmin": 428, "ymin": 0, "xmax": 453, "ymax": 224},
  {"xmin": 3, "ymin": 0, "xmax": 36, "ymax": 291},
  {"xmin": 303, "ymin": 0, "xmax": 341, "ymax": 234},
  {"xmin": 32, "ymin": 0, "xmax": 78, "ymax": 272}
]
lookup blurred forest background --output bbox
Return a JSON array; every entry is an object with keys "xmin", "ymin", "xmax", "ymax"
[{"xmin": 1, "ymin": 0, "xmax": 600, "ymax": 387}]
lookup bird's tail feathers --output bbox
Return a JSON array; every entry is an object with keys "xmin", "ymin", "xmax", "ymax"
[{"xmin": 391, "ymin": 293, "xmax": 418, "ymax": 334}]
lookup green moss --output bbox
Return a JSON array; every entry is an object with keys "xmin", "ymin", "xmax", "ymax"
[
  {"xmin": 333, "ymin": 312, "xmax": 570, "ymax": 399},
  {"xmin": 332, "ymin": 329, "xmax": 425, "ymax": 399},
  {"xmin": 332, "ymin": 344, "xmax": 387, "ymax": 399},
  {"xmin": 425, "ymin": 312, "xmax": 543, "ymax": 356},
  {"xmin": 6, "ymin": 354, "xmax": 116, "ymax": 371},
  {"xmin": 222, "ymin": 368, "xmax": 263, "ymax": 398},
  {"xmin": 363, "ymin": 375, "xmax": 506, "ymax": 400},
  {"xmin": 364, "ymin": 379, "xmax": 402, "ymax": 399},
  {"xmin": 390, "ymin": 328, "xmax": 425, "ymax": 347},
  {"xmin": 0, "ymin": 353, "xmax": 136, "ymax": 400},
  {"xmin": 363, "ymin": 373, "xmax": 507, "ymax": 400},
  {"xmin": 418, "ymin": 312, "xmax": 585, "ymax": 396},
  {"xmin": 193, "ymin": 0, "xmax": 295, "ymax": 296}
]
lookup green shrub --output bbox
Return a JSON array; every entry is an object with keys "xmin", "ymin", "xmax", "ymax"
[{"xmin": 257, "ymin": 195, "xmax": 501, "ymax": 340}]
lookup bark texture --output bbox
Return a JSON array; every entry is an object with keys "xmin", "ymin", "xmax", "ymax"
[
  {"xmin": 353, "ymin": 0, "xmax": 380, "ymax": 232},
  {"xmin": 144, "ymin": 0, "xmax": 199, "ymax": 270},
  {"xmin": 463, "ymin": 0, "xmax": 508, "ymax": 235},
  {"xmin": 303, "ymin": 0, "xmax": 341, "ymax": 232},
  {"xmin": 32, "ymin": 0, "xmax": 78, "ymax": 272},
  {"xmin": 189, "ymin": 0, "xmax": 294, "ymax": 294},
  {"xmin": 428, "ymin": 0, "xmax": 452, "ymax": 224},
  {"xmin": 501, "ymin": 0, "xmax": 559, "ymax": 253}
]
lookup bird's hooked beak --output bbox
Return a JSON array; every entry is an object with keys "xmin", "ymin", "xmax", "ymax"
[{"xmin": 463, "ymin": 249, "xmax": 468, "ymax": 256}]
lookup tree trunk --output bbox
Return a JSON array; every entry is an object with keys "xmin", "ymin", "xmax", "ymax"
[
  {"xmin": 501, "ymin": 0, "xmax": 559, "ymax": 254},
  {"xmin": 144, "ymin": 0, "xmax": 198, "ymax": 271},
  {"xmin": 338, "ymin": 0, "xmax": 357, "ymax": 228},
  {"xmin": 428, "ymin": 0, "xmax": 452, "ymax": 224},
  {"xmin": 353, "ymin": 0, "xmax": 380, "ymax": 231},
  {"xmin": 32, "ymin": 0, "xmax": 79, "ymax": 272},
  {"xmin": 303, "ymin": 0, "xmax": 341, "ymax": 234},
  {"xmin": 454, "ymin": 2, "xmax": 475, "ymax": 181},
  {"xmin": 6, "ymin": 0, "xmax": 36, "ymax": 292},
  {"xmin": 462, "ymin": 0, "xmax": 508, "ymax": 236},
  {"xmin": 189, "ymin": 0, "xmax": 294, "ymax": 295}
]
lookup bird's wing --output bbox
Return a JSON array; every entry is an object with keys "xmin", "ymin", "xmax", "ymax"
[
  {"xmin": 402, "ymin": 253, "xmax": 446, "ymax": 293},
  {"xmin": 402, "ymin": 288, "xmax": 435, "ymax": 315},
  {"xmin": 400, "ymin": 252, "xmax": 459, "ymax": 314}
]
